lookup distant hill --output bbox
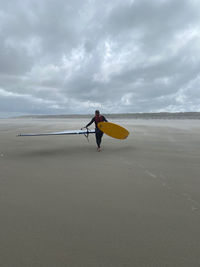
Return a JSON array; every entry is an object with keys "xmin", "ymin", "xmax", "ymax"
[{"xmin": 16, "ymin": 112, "xmax": 200, "ymax": 119}]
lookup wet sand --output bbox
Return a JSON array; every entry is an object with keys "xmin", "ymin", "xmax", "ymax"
[{"xmin": 0, "ymin": 118, "xmax": 200, "ymax": 267}]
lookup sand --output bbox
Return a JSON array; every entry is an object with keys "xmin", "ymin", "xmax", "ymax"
[{"xmin": 0, "ymin": 118, "xmax": 200, "ymax": 267}]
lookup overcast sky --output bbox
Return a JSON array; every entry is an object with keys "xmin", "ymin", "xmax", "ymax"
[{"xmin": 0, "ymin": 0, "xmax": 200, "ymax": 117}]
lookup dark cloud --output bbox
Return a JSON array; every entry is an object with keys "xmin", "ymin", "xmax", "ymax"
[{"xmin": 0, "ymin": 0, "xmax": 200, "ymax": 117}]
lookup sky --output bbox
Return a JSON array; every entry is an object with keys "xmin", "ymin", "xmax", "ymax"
[{"xmin": 0, "ymin": 0, "xmax": 200, "ymax": 117}]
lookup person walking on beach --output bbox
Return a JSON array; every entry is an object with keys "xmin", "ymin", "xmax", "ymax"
[{"xmin": 85, "ymin": 110, "xmax": 107, "ymax": 151}]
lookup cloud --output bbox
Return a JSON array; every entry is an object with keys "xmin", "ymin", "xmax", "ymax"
[{"xmin": 0, "ymin": 0, "xmax": 200, "ymax": 117}]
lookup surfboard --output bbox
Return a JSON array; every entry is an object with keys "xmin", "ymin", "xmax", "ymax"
[
  {"xmin": 17, "ymin": 129, "xmax": 95, "ymax": 137},
  {"xmin": 97, "ymin": 122, "xmax": 129, "ymax": 139}
]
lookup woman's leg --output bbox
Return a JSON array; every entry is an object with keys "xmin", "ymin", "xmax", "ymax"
[{"xmin": 95, "ymin": 130, "xmax": 103, "ymax": 149}]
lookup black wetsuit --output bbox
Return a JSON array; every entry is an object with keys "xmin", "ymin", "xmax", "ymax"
[{"xmin": 86, "ymin": 115, "xmax": 107, "ymax": 148}]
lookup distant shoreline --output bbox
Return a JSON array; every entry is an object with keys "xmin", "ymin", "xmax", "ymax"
[{"xmin": 9, "ymin": 112, "xmax": 200, "ymax": 120}]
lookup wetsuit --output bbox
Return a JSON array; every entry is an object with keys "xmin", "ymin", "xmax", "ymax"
[{"xmin": 86, "ymin": 115, "xmax": 107, "ymax": 148}]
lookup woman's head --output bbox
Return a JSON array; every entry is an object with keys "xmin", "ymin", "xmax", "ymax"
[{"xmin": 95, "ymin": 110, "xmax": 100, "ymax": 116}]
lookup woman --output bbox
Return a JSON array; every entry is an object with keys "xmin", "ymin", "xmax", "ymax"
[{"xmin": 85, "ymin": 110, "xmax": 107, "ymax": 151}]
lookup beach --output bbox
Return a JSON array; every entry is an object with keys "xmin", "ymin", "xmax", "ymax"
[{"xmin": 0, "ymin": 118, "xmax": 200, "ymax": 266}]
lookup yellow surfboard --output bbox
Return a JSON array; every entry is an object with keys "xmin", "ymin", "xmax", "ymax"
[{"xmin": 98, "ymin": 122, "xmax": 129, "ymax": 139}]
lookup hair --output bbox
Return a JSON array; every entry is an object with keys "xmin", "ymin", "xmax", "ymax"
[{"xmin": 95, "ymin": 110, "xmax": 100, "ymax": 115}]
